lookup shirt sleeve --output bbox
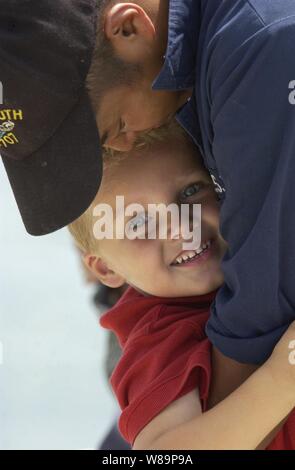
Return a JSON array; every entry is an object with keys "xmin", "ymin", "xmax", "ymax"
[
  {"xmin": 110, "ymin": 307, "xmax": 211, "ymax": 445},
  {"xmin": 206, "ymin": 17, "xmax": 295, "ymax": 364}
]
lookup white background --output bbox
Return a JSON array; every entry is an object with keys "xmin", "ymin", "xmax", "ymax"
[{"xmin": 0, "ymin": 161, "xmax": 117, "ymax": 449}]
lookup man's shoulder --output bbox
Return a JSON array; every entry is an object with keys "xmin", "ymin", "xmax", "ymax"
[
  {"xmin": 204, "ymin": 0, "xmax": 295, "ymax": 87},
  {"xmin": 207, "ymin": 0, "xmax": 295, "ymax": 32},
  {"xmin": 247, "ymin": 0, "xmax": 295, "ymax": 27}
]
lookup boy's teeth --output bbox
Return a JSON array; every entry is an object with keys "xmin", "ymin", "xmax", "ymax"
[{"xmin": 173, "ymin": 240, "xmax": 212, "ymax": 266}]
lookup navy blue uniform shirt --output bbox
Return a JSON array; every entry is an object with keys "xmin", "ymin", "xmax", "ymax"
[{"xmin": 153, "ymin": 0, "xmax": 295, "ymax": 364}]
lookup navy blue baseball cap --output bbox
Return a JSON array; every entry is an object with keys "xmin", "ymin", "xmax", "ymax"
[{"xmin": 0, "ymin": 0, "xmax": 102, "ymax": 236}]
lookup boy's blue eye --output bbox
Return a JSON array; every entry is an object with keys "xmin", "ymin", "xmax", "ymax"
[{"xmin": 181, "ymin": 183, "xmax": 201, "ymax": 199}]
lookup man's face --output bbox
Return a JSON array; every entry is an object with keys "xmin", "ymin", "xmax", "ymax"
[
  {"xmin": 96, "ymin": 83, "xmax": 186, "ymax": 151},
  {"xmin": 92, "ymin": 136, "xmax": 227, "ymax": 298}
]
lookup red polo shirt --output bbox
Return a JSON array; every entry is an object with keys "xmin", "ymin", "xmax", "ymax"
[{"xmin": 100, "ymin": 287, "xmax": 295, "ymax": 449}]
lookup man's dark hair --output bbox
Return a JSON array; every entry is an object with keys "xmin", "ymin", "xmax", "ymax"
[{"xmin": 86, "ymin": 0, "xmax": 142, "ymax": 111}]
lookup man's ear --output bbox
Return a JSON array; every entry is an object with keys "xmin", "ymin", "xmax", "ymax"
[
  {"xmin": 104, "ymin": 3, "xmax": 156, "ymax": 63},
  {"xmin": 83, "ymin": 254, "xmax": 126, "ymax": 289}
]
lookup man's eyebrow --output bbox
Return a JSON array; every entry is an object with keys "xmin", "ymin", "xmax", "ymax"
[{"xmin": 100, "ymin": 130, "xmax": 109, "ymax": 146}]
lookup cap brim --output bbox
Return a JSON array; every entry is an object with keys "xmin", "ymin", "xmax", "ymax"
[{"xmin": 1, "ymin": 89, "xmax": 102, "ymax": 236}]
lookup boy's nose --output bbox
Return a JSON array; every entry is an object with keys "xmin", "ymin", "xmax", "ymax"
[
  {"xmin": 167, "ymin": 211, "xmax": 202, "ymax": 245},
  {"xmin": 169, "ymin": 220, "xmax": 181, "ymax": 241}
]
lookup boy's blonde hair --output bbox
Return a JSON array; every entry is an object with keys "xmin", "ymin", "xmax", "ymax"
[{"xmin": 68, "ymin": 120, "xmax": 189, "ymax": 254}]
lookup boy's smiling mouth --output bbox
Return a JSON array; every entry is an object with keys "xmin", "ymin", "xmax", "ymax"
[{"xmin": 171, "ymin": 240, "xmax": 213, "ymax": 267}]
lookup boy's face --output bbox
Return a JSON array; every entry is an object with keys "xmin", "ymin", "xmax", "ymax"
[{"xmin": 90, "ymin": 137, "xmax": 227, "ymax": 298}]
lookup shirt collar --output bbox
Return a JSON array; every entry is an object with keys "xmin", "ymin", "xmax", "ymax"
[
  {"xmin": 153, "ymin": 0, "xmax": 202, "ymax": 91},
  {"xmin": 100, "ymin": 286, "xmax": 217, "ymax": 348}
]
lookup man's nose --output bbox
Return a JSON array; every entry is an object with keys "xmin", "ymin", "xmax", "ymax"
[{"xmin": 104, "ymin": 131, "xmax": 137, "ymax": 152}]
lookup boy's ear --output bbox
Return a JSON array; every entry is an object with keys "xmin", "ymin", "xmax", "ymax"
[
  {"xmin": 83, "ymin": 254, "xmax": 126, "ymax": 289},
  {"xmin": 104, "ymin": 3, "xmax": 156, "ymax": 63}
]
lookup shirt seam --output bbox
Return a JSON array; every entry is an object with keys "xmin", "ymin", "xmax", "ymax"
[
  {"xmin": 123, "ymin": 314, "xmax": 206, "ymax": 352},
  {"xmin": 246, "ymin": 0, "xmax": 267, "ymax": 26},
  {"xmin": 123, "ymin": 304, "xmax": 167, "ymax": 350}
]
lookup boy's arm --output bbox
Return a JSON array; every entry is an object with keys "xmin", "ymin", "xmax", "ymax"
[{"xmin": 134, "ymin": 324, "xmax": 295, "ymax": 450}]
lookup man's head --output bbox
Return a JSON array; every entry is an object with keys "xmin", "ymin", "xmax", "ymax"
[
  {"xmin": 69, "ymin": 122, "xmax": 227, "ymax": 298},
  {"xmin": 0, "ymin": 0, "xmax": 104, "ymax": 235},
  {"xmin": 87, "ymin": 0, "xmax": 191, "ymax": 151}
]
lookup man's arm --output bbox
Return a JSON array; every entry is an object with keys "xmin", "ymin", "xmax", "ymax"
[
  {"xmin": 208, "ymin": 346, "xmax": 288, "ymax": 449},
  {"xmin": 133, "ymin": 324, "xmax": 295, "ymax": 450},
  {"xmin": 208, "ymin": 346, "xmax": 257, "ymax": 408},
  {"xmin": 206, "ymin": 16, "xmax": 295, "ymax": 365}
]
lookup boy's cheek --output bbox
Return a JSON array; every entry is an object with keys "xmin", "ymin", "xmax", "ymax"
[{"xmin": 201, "ymin": 202, "xmax": 220, "ymax": 226}]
